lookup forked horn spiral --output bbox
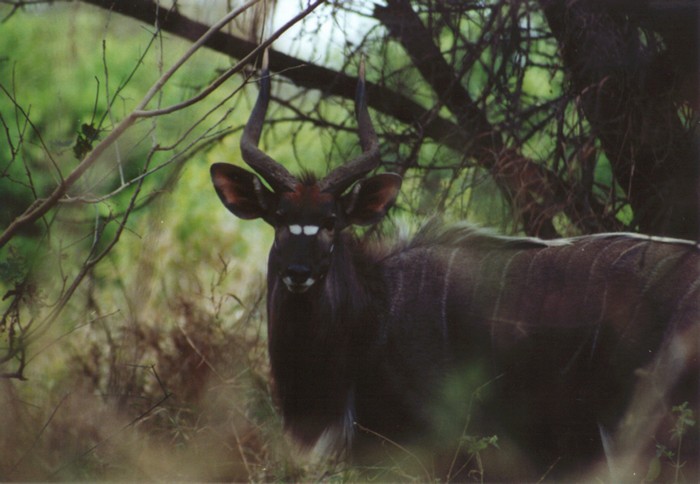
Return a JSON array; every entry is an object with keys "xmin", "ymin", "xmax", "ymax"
[
  {"xmin": 240, "ymin": 51, "xmax": 380, "ymax": 195},
  {"xmin": 240, "ymin": 50, "xmax": 298, "ymax": 192},
  {"xmin": 319, "ymin": 56, "xmax": 381, "ymax": 194}
]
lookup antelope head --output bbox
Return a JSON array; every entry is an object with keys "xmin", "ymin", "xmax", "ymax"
[{"xmin": 211, "ymin": 53, "xmax": 401, "ymax": 293}]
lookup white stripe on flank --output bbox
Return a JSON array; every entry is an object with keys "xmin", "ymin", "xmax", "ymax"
[
  {"xmin": 491, "ymin": 249, "xmax": 521, "ymax": 330},
  {"xmin": 440, "ymin": 248, "xmax": 459, "ymax": 340},
  {"xmin": 626, "ymin": 250, "xmax": 683, "ymax": 334}
]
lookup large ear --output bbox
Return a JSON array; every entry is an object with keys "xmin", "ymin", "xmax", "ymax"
[
  {"xmin": 341, "ymin": 173, "xmax": 402, "ymax": 226},
  {"xmin": 210, "ymin": 162, "xmax": 277, "ymax": 221}
]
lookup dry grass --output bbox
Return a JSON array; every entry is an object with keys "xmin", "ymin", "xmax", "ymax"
[
  {"xmin": 1, "ymin": 266, "xmax": 282, "ymax": 481},
  {"xmin": 2, "ymin": 248, "xmax": 697, "ymax": 482},
  {"xmin": 0, "ymin": 178, "xmax": 696, "ymax": 483}
]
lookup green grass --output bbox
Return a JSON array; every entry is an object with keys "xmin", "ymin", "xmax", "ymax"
[{"xmin": 1, "ymin": 4, "xmax": 696, "ymax": 482}]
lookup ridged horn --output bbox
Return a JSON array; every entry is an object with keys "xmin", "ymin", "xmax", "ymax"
[
  {"xmin": 319, "ymin": 56, "xmax": 381, "ymax": 194},
  {"xmin": 240, "ymin": 49, "xmax": 297, "ymax": 193}
]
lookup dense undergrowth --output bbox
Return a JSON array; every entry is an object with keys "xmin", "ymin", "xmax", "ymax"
[{"xmin": 1, "ymin": 3, "xmax": 697, "ymax": 482}]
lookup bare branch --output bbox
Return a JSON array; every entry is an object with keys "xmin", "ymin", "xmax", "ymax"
[{"xmin": 0, "ymin": 0, "xmax": 324, "ymax": 249}]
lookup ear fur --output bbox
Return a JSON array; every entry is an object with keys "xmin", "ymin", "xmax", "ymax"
[
  {"xmin": 341, "ymin": 173, "xmax": 402, "ymax": 226},
  {"xmin": 210, "ymin": 162, "xmax": 277, "ymax": 221}
]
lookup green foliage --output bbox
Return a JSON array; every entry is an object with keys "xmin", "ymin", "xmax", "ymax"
[
  {"xmin": 0, "ymin": 3, "xmax": 291, "ymax": 476},
  {"xmin": 461, "ymin": 434, "xmax": 499, "ymax": 456},
  {"xmin": 672, "ymin": 402, "xmax": 696, "ymax": 442},
  {"xmin": 0, "ymin": 246, "xmax": 26, "ymax": 286},
  {"xmin": 647, "ymin": 403, "xmax": 696, "ymax": 482},
  {"xmin": 0, "ymin": 1, "xmax": 694, "ymax": 481}
]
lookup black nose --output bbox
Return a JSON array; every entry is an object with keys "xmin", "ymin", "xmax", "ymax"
[{"xmin": 285, "ymin": 264, "xmax": 312, "ymax": 284}]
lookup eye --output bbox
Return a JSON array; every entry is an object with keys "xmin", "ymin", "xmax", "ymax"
[
  {"xmin": 321, "ymin": 216, "xmax": 336, "ymax": 231},
  {"xmin": 273, "ymin": 210, "xmax": 286, "ymax": 225}
]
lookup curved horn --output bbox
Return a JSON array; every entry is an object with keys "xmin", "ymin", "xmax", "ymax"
[
  {"xmin": 319, "ymin": 56, "xmax": 381, "ymax": 194},
  {"xmin": 240, "ymin": 49, "xmax": 297, "ymax": 192}
]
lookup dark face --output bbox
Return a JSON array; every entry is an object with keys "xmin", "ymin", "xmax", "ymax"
[
  {"xmin": 270, "ymin": 186, "xmax": 338, "ymax": 293},
  {"xmin": 212, "ymin": 55, "xmax": 402, "ymax": 295},
  {"xmin": 210, "ymin": 162, "xmax": 402, "ymax": 295}
]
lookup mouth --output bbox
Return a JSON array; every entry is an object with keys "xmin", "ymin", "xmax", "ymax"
[{"xmin": 282, "ymin": 276, "xmax": 316, "ymax": 293}]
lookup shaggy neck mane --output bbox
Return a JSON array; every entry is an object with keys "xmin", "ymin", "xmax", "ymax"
[{"xmin": 267, "ymin": 232, "xmax": 379, "ymax": 451}]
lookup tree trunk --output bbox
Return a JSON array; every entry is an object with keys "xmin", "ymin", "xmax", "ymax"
[{"xmin": 540, "ymin": 0, "xmax": 699, "ymax": 238}]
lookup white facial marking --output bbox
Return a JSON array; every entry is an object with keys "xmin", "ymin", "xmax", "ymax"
[
  {"xmin": 303, "ymin": 225, "xmax": 319, "ymax": 236},
  {"xmin": 288, "ymin": 224, "xmax": 320, "ymax": 236},
  {"xmin": 282, "ymin": 276, "xmax": 316, "ymax": 293}
]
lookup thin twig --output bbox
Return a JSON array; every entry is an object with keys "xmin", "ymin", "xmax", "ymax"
[
  {"xmin": 354, "ymin": 421, "xmax": 433, "ymax": 482},
  {"xmin": 0, "ymin": 0, "xmax": 324, "ymax": 249},
  {"xmin": 8, "ymin": 392, "xmax": 71, "ymax": 477},
  {"xmin": 45, "ymin": 365, "xmax": 172, "ymax": 480},
  {"xmin": 133, "ymin": 0, "xmax": 326, "ymax": 118}
]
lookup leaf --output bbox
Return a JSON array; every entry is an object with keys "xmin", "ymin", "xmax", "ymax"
[
  {"xmin": 645, "ymin": 456, "xmax": 661, "ymax": 482},
  {"xmin": 460, "ymin": 434, "xmax": 499, "ymax": 454}
]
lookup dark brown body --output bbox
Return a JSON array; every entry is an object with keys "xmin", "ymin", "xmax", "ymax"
[
  {"xmin": 265, "ymin": 223, "xmax": 699, "ymax": 479},
  {"xmin": 211, "ymin": 54, "xmax": 699, "ymax": 480}
]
